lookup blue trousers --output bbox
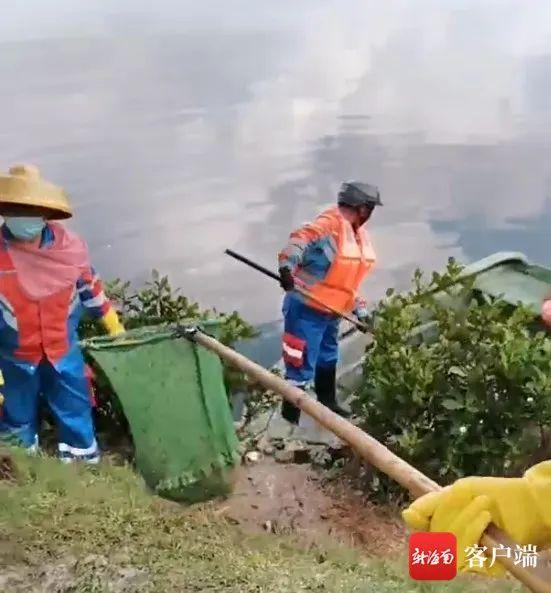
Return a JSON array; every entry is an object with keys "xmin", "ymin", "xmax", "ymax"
[
  {"xmin": 0, "ymin": 349, "xmax": 99, "ymax": 462},
  {"xmin": 282, "ymin": 293, "xmax": 339, "ymax": 386}
]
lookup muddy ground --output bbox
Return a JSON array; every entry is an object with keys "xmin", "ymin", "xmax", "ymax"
[{"xmin": 209, "ymin": 456, "xmax": 407, "ymax": 558}]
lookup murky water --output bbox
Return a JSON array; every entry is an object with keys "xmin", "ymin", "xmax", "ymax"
[{"xmin": 1, "ymin": 1, "xmax": 551, "ymax": 324}]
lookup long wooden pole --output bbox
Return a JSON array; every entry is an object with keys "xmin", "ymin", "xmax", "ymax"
[{"xmin": 189, "ymin": 329, "xmax": 551, "ymax": 592}]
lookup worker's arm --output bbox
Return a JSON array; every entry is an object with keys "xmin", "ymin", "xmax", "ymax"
[
  {"xmin": 77, "ymin": 267, "xmax": 125, "ymax": 337},
  {"xmin": 352, "ymin": 232, "xmax": 377, "ymax": 321},
  {"xmin": 278, "ymin": 211, "xmax": 339, "ymax": 272},
  {"xmin": 402, "ymin": 461, "xmax": 551, "ymax": 576},
  {"xmin": 542, "ymin": 297, "xmax": 551, "ymax": 326}
]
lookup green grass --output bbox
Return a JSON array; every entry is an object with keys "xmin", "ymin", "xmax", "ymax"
[{"xmin": 0, "ymin": 450, "xmax": 522, "ymax": 593}]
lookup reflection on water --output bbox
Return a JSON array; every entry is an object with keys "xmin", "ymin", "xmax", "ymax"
[{"xmin": 1, "ymin": 1, "xmax": 551, "ymax": 324}]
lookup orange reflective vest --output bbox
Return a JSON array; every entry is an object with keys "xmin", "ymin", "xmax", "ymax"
[
  {"xmin": 0, "ymin": 244, "xmax": 75, "ymax": 364},
  {"xmin": 296, "ymin": 207, "xmax": 376, "ymax": 313}
]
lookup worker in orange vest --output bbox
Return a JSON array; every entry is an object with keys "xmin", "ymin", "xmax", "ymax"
[
  {"xmin": 0, "ymin": 164, "xmax": 124, "ymax": 462},
  {"xmin": 277, "ymin": 182, "xmax": 381, "ymax": 424}
]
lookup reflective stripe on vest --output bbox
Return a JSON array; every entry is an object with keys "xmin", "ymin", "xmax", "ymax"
[
  {"xmin": 0, "ymin": 243, "xmax": 74, "ymax": 364},
  {"xmin": 297, "ymin": 208, "xmax": 375, "ymax": 313}
]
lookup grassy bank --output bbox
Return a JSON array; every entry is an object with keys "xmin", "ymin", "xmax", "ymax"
[{"xmin": 0, "ymin": 451, "xmax": 521, "ymax": 593}]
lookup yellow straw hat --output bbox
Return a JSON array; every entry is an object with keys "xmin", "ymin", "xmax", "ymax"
[{"xmin": 0, "ymin": 164, "xmax": 72, "ymax": 219}]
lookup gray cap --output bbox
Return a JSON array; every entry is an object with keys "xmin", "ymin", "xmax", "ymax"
[{"xmin": 337, "ymin": 181, "xmax": 382, "ymax": 208}]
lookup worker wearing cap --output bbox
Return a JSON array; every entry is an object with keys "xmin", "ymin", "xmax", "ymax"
[
  {"xmin": 0, "ymin": 164, "xmax": 124, "ymax": 463},
  {"xmin": 277, "ymin": 181, "xmax": 381, "ymax": 424}
]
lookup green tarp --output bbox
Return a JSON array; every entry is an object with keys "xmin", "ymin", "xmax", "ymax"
[
  {"xmin": 84, "ymin": 324, "xmax": 241, "ymax": 503},
  {"xmin": 451, "ymin": 252, "xmax": 551, "ymax": 313},
  {"xmin": 402, "ymin": 253, "xmax": 551, "ymax": 344}
]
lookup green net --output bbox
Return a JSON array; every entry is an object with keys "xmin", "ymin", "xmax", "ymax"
[{"xmin": 83, "ymin": 323, "xmax": 241, "ymax": 503}]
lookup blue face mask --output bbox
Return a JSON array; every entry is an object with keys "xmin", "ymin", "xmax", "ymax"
[{"xmin": 4, "ymin": 216, "xmax": 46, "ymax": 241}]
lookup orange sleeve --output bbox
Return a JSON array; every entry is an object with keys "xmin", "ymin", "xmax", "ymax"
[{"xmin": 278, "ymin": 210, "xmax": 339, "ymax": 270}]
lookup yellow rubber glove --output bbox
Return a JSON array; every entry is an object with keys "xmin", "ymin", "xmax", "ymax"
[
  {"xmin": 101, "ymin": 308, "xmax": 125, "ymax": 337},
  {"xmin": 402, "ymin": 462, "xmax": 551, "ymax": 576}
]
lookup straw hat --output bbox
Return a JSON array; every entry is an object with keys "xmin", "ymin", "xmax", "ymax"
[{"xmin": 0, "ymin": 164, "xmax": 72, "ymax": 219}]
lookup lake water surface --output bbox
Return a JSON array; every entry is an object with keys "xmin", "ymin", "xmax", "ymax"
[{"xmin": 1, "ymin": 1, "xmax": 551, "ymax": 325}]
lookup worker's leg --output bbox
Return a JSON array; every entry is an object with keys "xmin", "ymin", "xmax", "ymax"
[
  {"xmin": 315, "ymin": 315, "xmax": 350, "ymax": 417},
  {"xmin": 0, "ymin": 359, "xmax": 40, "ymax": 451},
  {"xmin": 41, "ymin": 350, "xmax": 100, "ymax": 463},
  {"xmin": 281, "ymin": 294, "xmax": 327, "ymax": 424}
]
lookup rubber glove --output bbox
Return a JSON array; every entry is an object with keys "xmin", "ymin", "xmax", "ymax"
[
  {"xmin": 355, "ymin": 298, "xmax": 369, "ymax": 319},
  {"xmin": 279, "ymin": 267, "xmax": 295, "ymax": 292},
  {"xmin": 101, "ymin": 309, "xmax": 125, "ymax": 337},
  {"xmin": 402, "ymin": 461, "xmax": 551, "ymax": 576},
  {"xmin": 354, "ymin": 298, "xmax": 373, "ymax": 332}
]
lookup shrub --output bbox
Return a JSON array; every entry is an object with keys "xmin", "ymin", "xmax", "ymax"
[
  {"xmin": 79, "ymin": 270, "xmax": 256, "ymax": 344},
  {"xmin": 353, "ymin": 259, "xmax": 551, "ymax": 499}
]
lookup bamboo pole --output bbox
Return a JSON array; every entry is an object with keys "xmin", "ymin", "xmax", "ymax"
[{"xmin": 189, "ymin": 329, "xmax": 551, "ymax": 593}]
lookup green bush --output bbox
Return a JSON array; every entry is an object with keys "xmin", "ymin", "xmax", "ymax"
[
  {"xmin": 353, "ymin": 259, "xmax": 551, "ymax": 499},
  {"xmin": 79, "ymin": 269, "xmax": 256, "ymax": 343}
]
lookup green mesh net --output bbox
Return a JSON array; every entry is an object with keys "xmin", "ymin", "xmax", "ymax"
[{"xmin": 83, "ymin": 323, "xmax": 241, "ymax": 503}]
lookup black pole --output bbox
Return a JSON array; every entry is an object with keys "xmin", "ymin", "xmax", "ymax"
[
  {"xmin": 225, "ymin": 249, "xmax": 281, "ymax": 283},
  {"xmin": 225, "ymin": 248, "xmax": 366, "ymax": 336}
]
